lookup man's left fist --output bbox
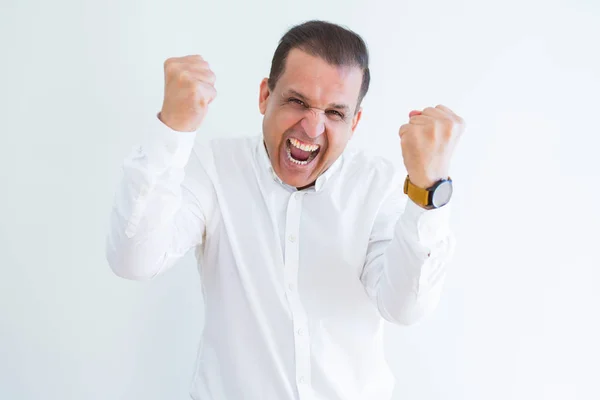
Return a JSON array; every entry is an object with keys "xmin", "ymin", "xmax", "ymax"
[{"xmin": 398, "ymin": 104, "xmax": 465, "ymax": 189}]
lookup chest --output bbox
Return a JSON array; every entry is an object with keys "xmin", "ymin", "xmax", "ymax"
[{"xmin": 206, "ymin": 178, "xmax": 382, "ymax": 313}]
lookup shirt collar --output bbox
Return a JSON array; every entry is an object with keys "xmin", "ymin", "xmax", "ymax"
[{"xmin": 254, "ymin": 134, "xmax": 343, "ymax": 193}]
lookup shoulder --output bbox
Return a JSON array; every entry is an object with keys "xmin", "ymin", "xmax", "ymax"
[
  {"xmin": 193, "ymin": 134, "xmax": 256, "ymax": 153},
  {"xmin": 190, "ymin": 134, "xmax": 257, "ymax": 162},
  {"xmin": 188, "ymin": 134, "xmax": 259, "ymax": 180}
]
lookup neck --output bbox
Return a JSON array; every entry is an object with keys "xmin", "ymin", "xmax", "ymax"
[{"xmin": 296, "ymin": 182, "xmax": 315, "ymax": 191}]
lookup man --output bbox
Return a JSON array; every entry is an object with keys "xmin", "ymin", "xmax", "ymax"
[{"xmin": 106, "ymin": 20, "xmax": 464, "ymax": 400}]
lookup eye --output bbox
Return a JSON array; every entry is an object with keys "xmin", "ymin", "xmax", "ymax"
[
  {"xmin": 326, "ymin": 110, "xmax": 345, "ymax": 120},
  {"xmin": 288, "ymin": 97, "xmax": 307, "ymax": 107}
]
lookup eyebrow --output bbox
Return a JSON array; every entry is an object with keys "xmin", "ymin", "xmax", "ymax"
[{"xmin": 284, "ymin": 89, "xmax": 350, "ymax": 113}]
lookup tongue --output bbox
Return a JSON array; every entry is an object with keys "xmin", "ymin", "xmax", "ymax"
[{"xmin": 290, "ymin": 144, "xmax": 311, "ymax": 161}]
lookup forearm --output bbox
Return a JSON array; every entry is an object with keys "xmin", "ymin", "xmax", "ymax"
[
  {"xmin": 105, "ymin": 115, "xmax": 207, "ymax": 280},
  {"xmin": 370, "ymin": 200, "xmax": 454, "ymax": 325}
]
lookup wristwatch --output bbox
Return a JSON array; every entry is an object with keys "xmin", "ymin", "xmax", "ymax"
[{"xmin": 403, "ymin": 175, "xmax": 453, "ymax": 210}]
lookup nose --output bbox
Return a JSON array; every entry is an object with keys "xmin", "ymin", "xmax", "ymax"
[{"xmin": 300, "ymin": 108, "xmax": 325, "ymax": 138}]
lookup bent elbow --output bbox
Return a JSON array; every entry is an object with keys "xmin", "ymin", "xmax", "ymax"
[{"xmin": 386, "ymin": 307, "xmax": 428, "ymax": 326}]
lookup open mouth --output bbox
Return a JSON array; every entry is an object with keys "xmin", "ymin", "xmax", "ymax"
[{"xmin": 285, "ymin": 137, "xmax": 320, "ymax": 166}]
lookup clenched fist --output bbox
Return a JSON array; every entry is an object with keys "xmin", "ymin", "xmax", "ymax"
[
  {"xmin": 159, "ymin": 55, "xmax": 217, "ymax": 132},
  {"xmin": 398, "ymin": 105, "xmax": 465, "ymax": 189}
]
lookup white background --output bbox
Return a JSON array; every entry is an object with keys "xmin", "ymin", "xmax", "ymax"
[{"xmin": 1, "ymin": 0, "xmax": 599, "ymax": 399}]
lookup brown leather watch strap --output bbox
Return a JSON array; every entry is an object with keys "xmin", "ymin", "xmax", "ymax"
[{"xmin": 403, "ymin": 176, "xmax": 431, "ymax": 208}]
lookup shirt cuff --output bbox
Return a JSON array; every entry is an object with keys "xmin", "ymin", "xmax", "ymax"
[
  {"xmin": 400, "ymin": 198, "xmax": 452, "ymax": 249},
  {"xmin": 142, "ymin": 112, "xmax": 198, "ymax": 170}
]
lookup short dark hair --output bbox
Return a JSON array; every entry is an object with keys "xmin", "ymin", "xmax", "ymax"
[{"xmin": 268, "ymin": 20, "xmax": 370, "ymax": 114}]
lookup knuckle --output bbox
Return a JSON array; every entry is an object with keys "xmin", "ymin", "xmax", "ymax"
[
  {"xmin": 206, "ymin": 70, "xmax": 216, "ymax": 84},
  {"xmin": 178, "ymin": 69, "xmax": 189, "ymax": 80},
  {"xmin": 425, "ymin": 125, "xmax": 436, "ymax": 139},
  {"xmin": 190, "ymin": 55, "xmax": 208, "ymax": 67},
  {"xmin": 439, "ymin": 121, "xmax": 454, "ymax": 140},
  {"xmin": 188, "ymin": 54, "xmax": 204, "ymax": 62},
  {"xmin": 181, "ymin": 55, "xmax": 209, "ymax": 70},
  {"xmin": 164, "ymin": 57, "xmax": 177, "ymax": 72},
  {"xmin": 192, "ymin": 81, "xmax": 204, "ymax": 93},
  {"xmin": 198, "ymin": 85, "xmax": 211, "ymax": 99},
  {"xmin": 443, "ymin": 128, "xmax": 453, "ymax": 140},
  {"xmin": 195, "ymin": 91, "xmax": 210, "ymax": 107},
  {"xmin": 194, "ymin": 90, "xmax": 205, "ymax": 102},
  {"xmin": 193, "ymin": 82, "xmax": 211, "ymax": 99}
]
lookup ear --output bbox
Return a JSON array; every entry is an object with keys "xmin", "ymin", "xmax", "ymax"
[
  {"xmin": 349, "ymin": 107, "xmax": 363, "ymax": 138},
  {"xmin": 259, "ymin": 78, "xmax": 270, "ymax": 115}
]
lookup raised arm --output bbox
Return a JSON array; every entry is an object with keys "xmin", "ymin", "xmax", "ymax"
[{"xmin": 105, "ymin": 55, "xmax": 218, "ymax": 280}]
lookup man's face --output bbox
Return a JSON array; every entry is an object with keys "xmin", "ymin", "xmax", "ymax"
[{"xmin": 259, "ymin": 48, "xmax": 363, "ymax": 189}]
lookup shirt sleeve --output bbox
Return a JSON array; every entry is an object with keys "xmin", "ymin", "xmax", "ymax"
[
  {"xmin": 105, "ymin": 113, "xmax": 217, "ymax": 280},
  {"xmin": 360, "ymin": 182, "xmax": 456, "ymax": 325}
]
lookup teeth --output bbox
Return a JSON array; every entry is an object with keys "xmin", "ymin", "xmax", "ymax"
[
  {"xmin": 286, "ymin": 146, "xmax": 310, "ymax": 165},
  {"xmin": 289, "ymin": 137, "xmax": 319, "ymax": 152}
]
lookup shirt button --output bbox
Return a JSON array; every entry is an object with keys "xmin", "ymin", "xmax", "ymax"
[
  {"xmin": 288, "ymin": 283, "xmax": 295, "ymax": 291},
  {"xmin": 288, "ymin": 234, "xmax": 296, "ymax": 243},
  {"xmin": 299, "ymin": 376, "xmax": 306, "ymax": 384},
  {"xmin": 297, "ymin": 328, "xmax": 305, "ymax": 336}
]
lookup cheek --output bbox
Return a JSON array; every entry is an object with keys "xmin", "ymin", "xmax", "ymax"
[
  {"xmin": 263, "ymin": 110, "xmax": 300, "ymax": 152},
  {"xmin": 324, "ymin": 128, "xmax": 350, "ymax": 153},
  {"xmin": 278, "ymin": 111, "xmax": 302, "ymax": 131},
  {"xmin": 270, "ymin": 111, "xmax": 303, "ymax": 141}
]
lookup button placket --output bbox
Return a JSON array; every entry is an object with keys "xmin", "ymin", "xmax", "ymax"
[{"xmin": 283, "ymin": 191, "xmax": 312, "ymax": 395}]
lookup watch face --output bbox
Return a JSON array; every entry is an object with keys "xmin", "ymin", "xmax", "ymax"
[{"xmin": 432, "ymin": 181, "xmax": 453, "ymax": 208}]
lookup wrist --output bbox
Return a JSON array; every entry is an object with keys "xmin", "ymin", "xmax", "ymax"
[
  {"xmin": 408, "ymin": 175, "xmax": 446, "ymax": 190},
  {"xmin": 158, "ymin": 111, "xmax": 199, "ymax": 133},
  {"xmin": 403, "ymin": 175, "xmax": 453, "ymax": 210}
]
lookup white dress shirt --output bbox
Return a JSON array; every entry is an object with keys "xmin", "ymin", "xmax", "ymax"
[{"xmin": 105, "ymin": 114, "xmax": 455, "ymax": 400}]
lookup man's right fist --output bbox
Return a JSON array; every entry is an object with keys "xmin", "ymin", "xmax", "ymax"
[{"xmin": 159, "ymin": 55, "xmax": 217, "ymax": 132}]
